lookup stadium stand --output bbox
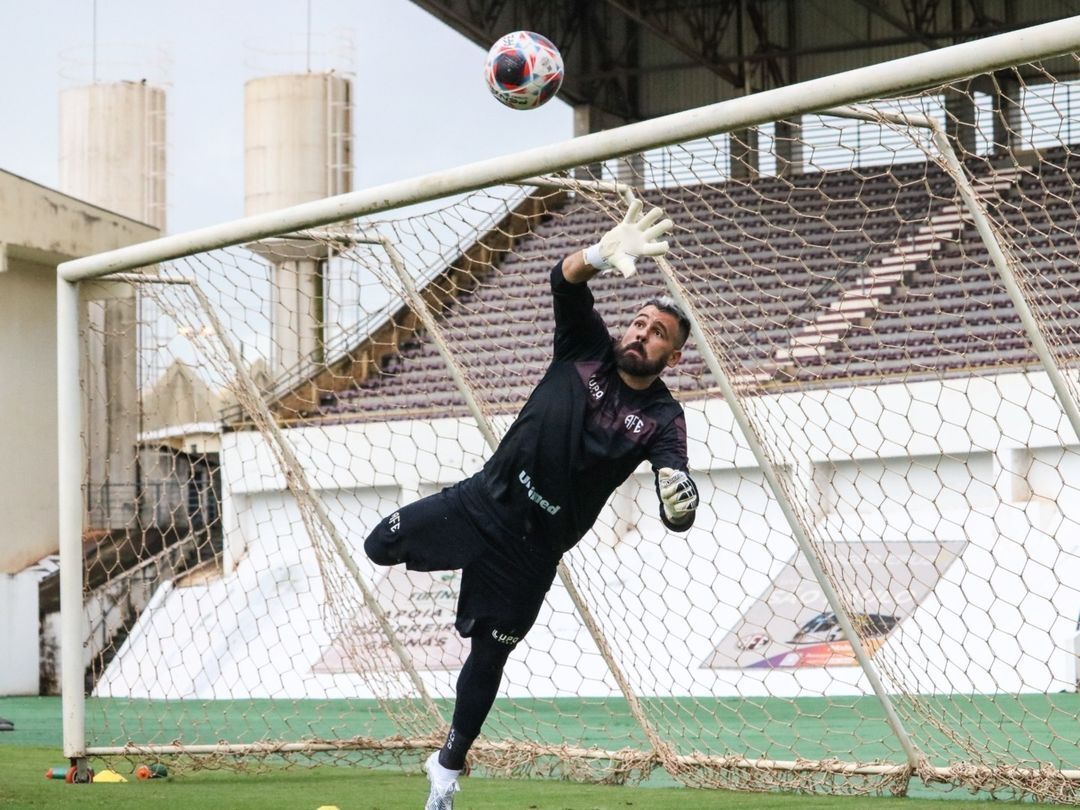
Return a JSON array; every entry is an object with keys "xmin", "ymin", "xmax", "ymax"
[{"xmin": 273, "ymin": 148, "xmax": 1080, "ymax": 425}]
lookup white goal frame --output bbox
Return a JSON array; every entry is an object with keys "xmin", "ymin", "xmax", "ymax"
[{"xmin": 56, "ymin": 16, "xmax": 1080, "ymax": 785}]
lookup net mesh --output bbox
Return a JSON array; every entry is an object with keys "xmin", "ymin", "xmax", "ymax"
[{"xmin": 70, "ymin": 55, "xmax": 1080, "ymax": 800}]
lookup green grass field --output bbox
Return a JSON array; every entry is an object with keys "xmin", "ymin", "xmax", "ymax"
[
  {"xmin": 0, "ymin": 696, "xmax": 1052, "ymax": 809},
  {"xmin": 0, "ymin": 744, "xmax": 1032, "ymax": 810}
]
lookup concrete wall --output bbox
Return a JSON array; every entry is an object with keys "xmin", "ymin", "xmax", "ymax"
[
  {"xmin": 0, "ymin": 170, "xmax": 158, "ymax": 573},
  {"xmin": 0, "ymin": 572, "xmax": 40, "ymax": 694},
  {"xmin": 0, "ymin": 257, "xmax": 58, "ymax": 574},
  {"xmin": 98, "ymin": 370, "xmax": 1080, "ymax": 701}
]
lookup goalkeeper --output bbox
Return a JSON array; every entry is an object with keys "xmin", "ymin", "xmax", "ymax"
[{"xmin": 363, "ymin": 195, "xmax": 698, "ymax": 810}]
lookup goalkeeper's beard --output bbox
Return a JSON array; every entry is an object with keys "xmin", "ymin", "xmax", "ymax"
[{"xmin": 613, "ymin": 340, "xmax": 668, "ymax": 378}]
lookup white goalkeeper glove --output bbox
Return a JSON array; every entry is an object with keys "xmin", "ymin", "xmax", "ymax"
[
  {"xmin": 583, "ymin": 194, "xmax": 674, "ymax": 278},
  {"xmin": 658, "ymin": 467, "xmax": 698, "ymax": 524}
]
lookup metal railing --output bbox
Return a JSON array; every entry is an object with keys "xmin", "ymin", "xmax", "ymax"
[{"xmin": 86, "ymin": 478, "xmax": 220, "ymax": 534}]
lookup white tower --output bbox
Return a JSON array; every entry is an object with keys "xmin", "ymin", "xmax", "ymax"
[
  {"xmin": 244, "ymin": 72, "xmax": 353, "ymax": 380},
  {"xmin": 60, "ymin": 81, "xmax": 167, "ymax": 230},
  {"xmin": 59, "ymin": 80, "xmax": 167, "ymax": 530}
]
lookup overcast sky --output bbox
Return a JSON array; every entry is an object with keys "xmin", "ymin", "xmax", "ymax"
[{"xmin": 0, "ymin": 0, "xmax": 573, "ymax": 234}]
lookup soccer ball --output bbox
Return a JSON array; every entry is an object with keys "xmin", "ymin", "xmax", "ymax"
[{"xmin": 484, "ymin": 31, "xmax": 564, "ymax": 110}]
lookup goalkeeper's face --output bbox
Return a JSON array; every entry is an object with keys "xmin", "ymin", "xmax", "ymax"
[{"xmin": 613, "ymin": 306, "xmax": 684, "ymax": 379}]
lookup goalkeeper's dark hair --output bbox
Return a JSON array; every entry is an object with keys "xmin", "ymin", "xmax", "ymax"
[{"xmin": 645, "ymin": 296, "xmax": 691, "ymax": 348}]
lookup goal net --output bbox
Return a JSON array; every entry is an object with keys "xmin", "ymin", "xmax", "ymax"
[{"xmin": 65, "ymin": 38, "xmax": 1080, "ymax": 801}]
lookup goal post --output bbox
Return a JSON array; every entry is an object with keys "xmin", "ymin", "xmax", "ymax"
[{"xmin": 57, "ymin": 17, "xmax": 1080, "ymax": 799}]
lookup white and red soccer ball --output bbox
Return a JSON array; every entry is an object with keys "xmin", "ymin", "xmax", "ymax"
[{"xmin": 484, "ymin": 31, "xmax": 564, "ymax": 110}]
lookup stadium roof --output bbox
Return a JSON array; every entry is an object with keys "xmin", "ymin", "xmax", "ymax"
[{"xmin": 409, "ymin": 0, "xmax": 1080, "ymax": 127}]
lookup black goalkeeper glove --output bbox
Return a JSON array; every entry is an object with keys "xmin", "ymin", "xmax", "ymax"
[{"xmin": 658, "ymin": 467, "xmax": 698, "ymax": 524}]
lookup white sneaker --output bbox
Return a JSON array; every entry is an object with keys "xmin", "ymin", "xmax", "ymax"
[{"xmin": 424, "ymin": 751, "xmax": 461, "ymax": 810}]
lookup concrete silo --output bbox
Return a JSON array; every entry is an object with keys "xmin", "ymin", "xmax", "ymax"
[
  {"xmin": 59, "ymin": 80, "xmax": 167, "ymax": 531},
  {"xmin": 244, "ymin": 72, "xmax": 353, "ymax": 380},
  {"xmin": 60, "ymin": 80, "xmax": 167, "ymax": 230}
]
